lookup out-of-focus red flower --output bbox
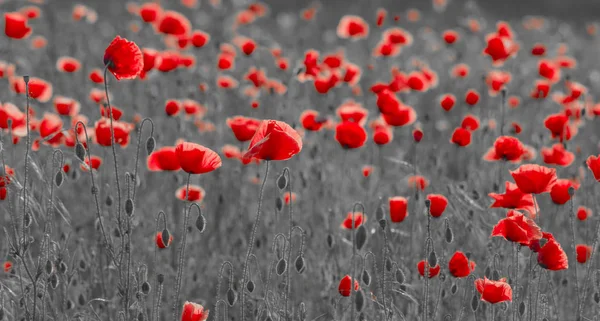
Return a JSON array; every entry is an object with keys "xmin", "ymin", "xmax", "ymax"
[
  {"xmin": 226, "ymin": 116, "xmax": 261, "ymax": 142},
  {"xmin": 442, "ymin": 29, "xmax": 459, "ymax": 44},
  {"xmin": 341, "ymin": 212, "xmax": 365, "ymax": 229},
  {"xmin": 337, "ymin": 15, "xmax": 369, "ymax": 40},
  {"xmin": 56, "ymin": 56, "xmax": 81, "ymax": 73},
  {"xmin": 448, "ymin": 251, "xmax": 476, "ymax": 278},
  {"xmin": 417, "ymin": 260, "xmax": 440, "ymax": 278},
  {"xmin": 576, "ymin": 244, "xmax": 592, "ymax": 264},
  {"xmin": 104, "ymin": 36, "xmax": 143, "ymax": 80},
  {"xmin": 4, "ymin": 12, "xmax": 32, "ymax": 39},
  {"xmin": 474, "ymin": 277, "xmax": 512, "ymax": 304},
  {"xmin": 300, "ymin": 110, "xmax": 327, "ymax": 131},
  {"xmin": 94, "ymin": 118, "xmax": 132, "ymax": 148},
  {"xmin": 176, "ymin": 185, "xmax": 205, "ymax": 202},
  {"xmin": 461, "ymin": 114, "xmax": 480, "ymax": 131},
  {"xmin": 440, "ymin": 94, "xmax": 456, "ymax": 111},
  {"xmin": 408, "ymin": 175, "xmax": 428, "ymax": 190},
  {"xmin": 541, "ymin": 144, "xmax": 575, "ymax": 167},
  {"xmin": 586, "ymin": 155, "xmax": 600, "ymax": 182},
  {"xmin": 465, "ymin": 89, "xmax": 480, "ymax": 106},
  {"xmin": 337, "ymin": 100, "xmax": 368, "ymax": 125},
  {"xmin": 549, "ymin": 179, "xmax": 578, "ymax": 205},
  {"xmin": 335, "ymin": 121, "xmax": 367, "ymax": 149},
  {"xmin": 450, "ymin": 127, "xmax": 471, "ymax": 147},
  {"xmin": 577, "ymin": 206, "xmax": 591, "ymax": 221},
  {"xmin": 181, "ymin": 301, "xmax": 209, "ymax": 321},
  {"xmin": 510, "ymin": 164, "xmax": 557, "ymax": 194},
  {"xmin": 491, "ymin": 210, "xmax": 542, "ymax": 246},
  {"xmin": 157, "ymin": 10, "xmax": 191, "ymax": 36},
  {"xmin": 484, "ymin": 136, "xmax": 525, "ymax": 162},
  {"xmin": 389, "ymin": 196, "xmax": 408, "ymax": 223},
  {"xmin": 175, "ymin": 142, "xmax": 222, "ymax": 174},
  {"xmin": 139, "ymin": 2, "xmax": 162, "ymax": 23}
]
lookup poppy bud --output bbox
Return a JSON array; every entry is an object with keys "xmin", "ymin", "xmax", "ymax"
[
  {"xmin": 277, "ymin": 173, "xmax": 287, "ymax": 190},
  {"xmin": 451, "ymin": 283, "xmax": 458, "ymax": 294},
  {"xmin": 0, "ymin": 308, "xmax": 3, "ymax": 321},
  {"xmin": 594, "ymin": 292, "xmax": 600, "ymax": 304},
  {"xmin": 246, "ymin": 280, "xmax": 255, "ymax": 293},
  {"xmin": 91, "ymin": 186, "xmax": 98, "ymax": 195},
  {"xmin": 49, "ymin": 273, "xmax": 59, "ymax": 289},
  {"xmin": 78, "ymin": 293, "xmax": 86, "ymax": 306},
  {"xmin": 105, "ymin": 195, "xmax": 113, "ymax": 206},
  {"xmin": 379, "ymin": 219, "xmax": 387, "ymax": 230},
  {"xmin": 226, "ymin": 288, "xmax": 237, "ymax": 306},
  {"xmin": 137, "ymin": 312, "xmax": 144, "ymax": 321},
  {"xmin": 326, "ymin": 234, "xmax": 334, "ymax": 249},
  {"xmin": 424, "ymin": 199, "xmax": 431, "ymax": 209},
  {"xmin": 24, "ymin": 212, "xmax": 32, "ymax": 228},
  {"xmin": 385, "ymin": 258, "xmax": 392, "ymax": 271},
  {"xmin": 195, "ymin": 214, "xmax": 206, "ymax": 233},
  {"xmin": 362, "ymin": 270, "xmax": 371, "ymax": 286},
  {"xmin": 375, "ymin": 206, "xmax": 384, "ymax": 221},
  {"xmin": 518, "ymin": 301, "xmax": 526, "ymax": 316},
  {"xmin": 157, "ymin": 273, "xmax": 164, "ymax": 284},
  {"xmin": 568, "ymin": 186, "xmax": 575, "ymax": 196},
  {"xmin": 146, "ymin": 136, "xmax": 156, "ymax": 156},
  {"xmin": 295, "ymin": 255, "xmax": 305, "ymax": 274},
  {"xmin": 470, "ymin": 294, "xmax": 479, "ymax": 311},
  {"xmin": 275, "ymin": 197, "xmax": 283, "ymax": 212},
  {"xmin": 428, "ymin": 251, "xmax": 437, "ymax": 267},
  {"xmin": 79, "ymin": 259, "xmax": 87, "ymax": 271},
  {"xmin": 492, "ymin": 269, "xmax": 500, "ymax": 280},
  {"xmin": 66, "ymin": 299, "xmax": 74, "ymax": 310},
  {"xmin": 276, "ymin": 258, "xmax": 287, "ymax": 276},
  {"xmin": 395, "ymin": 268, "xmax": 405, "ymax": 284},
  {"xmin": 161, "ymin": 229, "xmax": 170, "ymax": 248},
  {"xmin": 55, "ymin": 171, "xmax": 64, "ymax": 187},
  {"xmin": 355, "ymin": 225, "xmax": 367, "ymax": 250},
  {"xmin": 484, "ymin": 266, "xmax": 491, "ymax": 278},
  {"xmin": 445, "ymin": 227, "xmax": 454, "ymax": 243},
  {"xmin": 141, "ymin": 281, "xmax": 151, "ymax": 295},
  {"xmin": 45, "ymin": 260, "xmax": 53, "ymax": 275},
  {"xmin": 75, "ymin": 143, "xmax": 86, "ymax": 162},
  {"xmin": 413, "ymin": 129, "xmax": 423, "ymax": 142},
  {"xmin": 125, "ymin": 199, "xmax": 134, "ymax": 216},
  {"xmin": 355, "ymin": 289, "xmax": 364, "ymax": 312}
]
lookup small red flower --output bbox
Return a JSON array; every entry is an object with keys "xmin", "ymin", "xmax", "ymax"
[
  {"xmin": 155, "ymin": 231, "xmax": 173, "ymax": 249},
  {"xmin": 510, "ymin": 164, "xmax": 557, "ymax": 194},
  {"xmin": 483, "ymin": 136, "xmax": 525, "ymax": 162},
  {"xmin": 448, "ymin": 251, "xmax": 476, "ymax": 278},
  {"xmin": 408, "ymin": 175, "xmax": 428, "ymax": 190},
  {"xmin": 176, "ymin": 185, "xmax": 205, "ymax": 202},
  {"xmin": 181, "ymin": 301, "xmax": 209, "ymax": 321},
  {"xmin": 531, "ymin": 43, "xmax": 546, "ymax": 56},
  {"xmin": 537, "ymin": 233, "xmax": 568, "ymax": 271},
  {"xmin": 362, "ymin": 165, "xmax": 373, "ymax": 177},
  {"xmin": 81, "ymin": 155, "xmax": 103, "ymax": 171},
  {"xmin": 4, "ymin": 12, "xmax": 32, "ymax": 39},
  {"xmin": 541, "ymin": 144, "xmax": 575, "ymax": 167},
  {"xmin": 300, "ymin": 110, "xmax": 327, "ymax": 131},
  {"xmin": 450, "ymin": 127, "xmax": 471, "ymax": 147},
  {"xmin": 157, "ymin": 10, "xmax": 191, "ymax": 36},
  {"xmin": 94, "ymin": 118, "xmax": 132, "ymax": 148},
  {"xmin": 147, "ymin": 147, "xmax": 181, "ymax": 172},
  {"xmin": 381, "ymin": 105, "xmax": 417, "ymax": 127},
  {"xmin": 337, "ymin": 15, "xmax": 369, "ymax": 40},
  {"xmin": 243, "ymin": 120, "xmax": 302, "ymax": 161},
  {"xmin": 191, "ymin": 30, "xmax": 210, "ymax": 48},
  {"xmin": 461, "ymin": 114, "xmax": 480, "ymax": 131},
  {"xmin": 335, "ymin": 121, "xmax": 367, "ymax": 149},
  {"xmin": 175, "ymin": 142, "xmax": 222, "ymax": 175},
  {"xmin": 577, "ymin": 206, "xmax": 591, "ymax": 221},
  {"xmin": 338, "ymin": 275, "xmax": 360, "ymax": 297},
  {"xmin": 442, "ymin": 30, "xmax": 459, "ymax": 44},
  {"xmin": 389, "ymin": 196, "xmax": 408, "ymax": 223},
  {"xmin": 465, "ymin": 89, "xmax": 480, "ymax": 106},
  {"xmin": 544, "ymin": 113, "xmax": 570, "ymax": 142},
  {"xmin": 531, "ymin": 79, "xmax": 551, "ymax": 99},
  {"xmin": 440, "ymin": 94, "xmax": 456, "ymax": 111},
  {"xmin": 549, "ymin": 179, "xmax": 578, "ymax": 205},
  {"xmin": 164, "ymin": 99, "xmax": 181, "ymax": 117},
  {"xmin": 56, "ymin": 56, "xmax": 81, "ymax": 73},
  {"xmin": 337, "ymin": 100, "xmax": 368, "ymax": 125},
  {"xmin": 489, "ymin": 182, "xmax": 538, "ymax": 215},
  {"xmin": 474, "ymin": 277, "xmax": 512, "ymax": 304},
  {"xmin": 53, "ymin": 96, "xmax": 80, "ymax": 117},
  {"xmin": 372, "ymin": 123, "xmax": 393, "ymax": 145},
  {"xmin": 491, "ymin": 210, "xmax": 542, "ymax": 246},
  {"xmin": 417, "ymin": 260, "xmax": 440, "ymax": 278},
  {"xmin": 104, "ymin": 36, "xmax": 143, "ymax": 80},
  {"xmin": 413, "ymin": 128, "xmax": 423, "ymax": 143},
  {"xmin": 538, "ymin": 59, "xmax": 560, "ymax": 83},
  {"xmin": 341, "ymin": 212, "xmax": 366, "ymax": 229},
  {"xmin": 139, "ymin": 2, "xmax": 162, "ymax": 23},
  {"xmin": 576, "ymin": 244, "xmax": 592, "ymax": 264},
  {"xmin": 586, "ymin": 155, "xmax": 600, "ymax": 182},
  {"xmin": 89, "ymin": 69, "xmax": 104, "ymax": 83},
  {"xmin": 3, "ymin": 261, "xmax": 12, "ymax": 273},
  {"xmin": 426, "ymin": 194, "xmax": 448, "ymax": 217}
]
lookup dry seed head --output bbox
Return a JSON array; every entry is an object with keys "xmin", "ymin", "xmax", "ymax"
[
  {"xmin": 355, "ymin": 225, "xmax": 367, "ymax": 250},
  {"xmin": 146, "ymin": 136, "xmax": 155, "ymax": 156},
  {"xmin": 276, "ymin": 258, "xmax": 287, "ymax": 276}
]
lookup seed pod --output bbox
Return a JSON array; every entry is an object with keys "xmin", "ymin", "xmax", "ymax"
[
  {"xmin": 79, "ymin": 259, "xmax": 87, "ymax": 271},
  {"xmin": 24, "ymin": 212, "xmax": 32, "ymax": 228},
  {"xmin": 141, "ymin": 281, "xmax": 151, "ymax": 295},
  {"xmin": 125, "ymin": 199, "xmax": 134, "ymax": 216},
  {"xmin": 277, "ymin": 174, "xmax": 287, "ymax": 190},
  {"xmin": 146, "ymin": 136, "xmax": 156, "ymax": 155},
  {"xmin": 78, "ymin": 293, "xmax": 85, "ymax": 306},
  {"xmin": 71, "ymin": 169, "xmax": 80, "ymax": 181},
  {"xmin": 375, "ymin": 206, "xmax": 384, "ymax": 221},
  {"xmin": 49, "ymin": 273, "xmax": 59, "ymax": 289},
  {"xmin": 445, "ymin": 227, "xmax": 453, "ymax": 243},
  {"xmin": 451, "ymin": 283, "xmax": 458, "ymax": 295},
  {"xmin": 428, "ymin": 251, "xmax": 437, "ymax": 267},
  {"xmin": 75, "ymin": 143, "xmax": 86, "ymax": 162},
  {"xmin": 518, "ymin": 301, "xmax": 526, "ymax": 316},
  {"xmin": 157, "ymin": 274, "xmax": 164, "ymax": 284},
  {"xmin": 275, "ymin": 197, "xmax": 283, "ymax": 212},
  {"xmin": 226, "ymin": 288, "xmax": 237, "ymax": 307},
  {"xmin": 441, "ymin": 289, "xmax": 446, "ymax": 298},
  {"xmin": 55, "ymin": 171, "xmax": 64, "ymax": 187},
  {"xmin": 385, "ymin": 258, "xmax": 392, "ymax": 272},
  {"xmin": 294, "ymin": 255, "xmax": 305, "ymax": 274},
  {"xmin": 161, "ymin": 229, "xmax": 170, "ymax": 248},
  {"xmin": 66, "ymin": 299, "xmax": 74, "ymax": 310},
  {"xmin": 246, "ymin": 280, "xmax": 255, "ymax": 293},
  {"xmin": 326, "ymin": 234, "xmax": 334, "ymax": 249},
  {"xmin": 378, "ymin": 219, "xmax": 387, "ymax": 230},
  {"xmin": 355, "ymin": 225, "xmax": 367, "ymax": 250},
  {"xmin": 45, "ymin": 260, "xmax": 53, "ymax": 275},
  {"xmin": 470, "ymin": 295, "xmax": 479, "ymax": 311},
  {"xmin": 195, "ymin": 214, "xmax": 206, "ymax": 233},
  {"xmin": 58, "ymin": 261, "xmax": 68, "ymax": 274},
  {"xmin": 362, "ymin": 269, "xmax": 371, "ymax": 286},
  {"xmin": 354, "ymin": 289, "xmax": 364, "ymax": 312},
  {"xmin": 394, "ymin": 268, "xmax": 405, "ymax": 284},
  {"xmin": 276, "ymin": 259, "xmax": 287, "ymax": 276}
]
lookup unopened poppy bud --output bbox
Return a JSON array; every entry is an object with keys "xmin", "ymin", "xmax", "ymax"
[
  {"xmin": 362, "ymin": 270, "xmax": 371, "ymax": 285},
  {"xmin": 451, "ymin": 283, "xmax": 458, "ymax": 294},
  {"xmin": 226, "ymin": 288, "xmax": 237, "ymax": 307},
  {"xmin": 492, "ymin": 269, "xmax": 500, "ymax": 280},
  {"xmin": 470, "ymin": 294, "xmax": 479, "ymax": 311},
  {"xmin": 518, "ymin": 301, "xmax": 526, "ymax": 316},
  {"xmin": 355, "ymin": 289, "xmax": 364, "ymax": 312},
  {"xmin": 326, "ymin": 234, "xmax": 334, "ymax": 249},
  {"xmin": 195, "ymin": 214, "xmax": 206, "ymax": 233},
  {"xmin": 78, "ymin": 293, "xmax": 85, "ymax": 306},
  {"xmin": 79, "ymin": 259, "xmax": 87, "ymax": 271},
  {"xmin": 125, "ymin": 199, "xmax": 134, "ymax": 216},
  {"xmin": 355, "ymin": 225, "xmax": 367, "ymax": 250},
  {"xmin": 161, "ymin": 229, "xmax": 170, "ymax": 248},
  {"xmin": 105, "ymin": 195, "xmax": 113, "ymax": 206},
  {"xmin": 49, "ymin": 273, "xmax": 59, "ymax": 289},
  {"xmin": 428, "ymin": 251, "xmax": 437, "ymax": 267},
  {"xmin": 594, "ymin": 292, "xmax": 600, "ymax": 304},
  {"xmin": 277, "ymin": 173, "xmax": 287, "ymax": 190},
  {"xmin": 45, "ymin": 260, "xmax": 53, "ymax": 275},
  {"xmin": 375, "ymin": 206, "xmax": 384, "ymax": 221},
  {"xmin": 66, "ymin": 299, "xmax": 74, "ymax": 310},
  {"xmin": 137, "ymin": 312, "xmax": 144, "ymax": 321},
  {"xmin": 445, "ymin": 227, "xmax": 453, "ymax": 243},
  {"xmin": 295, "ymin": 255, "xmax": 305, "ymax": 274},
  {"xmin": 424, "ymin": 199, "xmax": 431, "ymax": 210},
  {"xmin": 24, "ymin": 212, "xmax": 32, "ymax": 228},
  {"xmin": 276, "ymin": 258, "xmax": 287, "ymax": 275},
  {"xmin": 55, "ymin": 171, "xmax": 64, "ymax": 187},
  {"xmin": 141, "ymin": 281, "xmax": 151, "ymax": 295},
  {"xmin": 385, "ymin": 258, "xmax": 392, "ymax": 271},
  {"xmin": 58, "ymin": 261, "xmax": 68, "ymax": 274},
  {"xmin": 568, "ymin": 186, "xmax": 575, "ymax": 196},
  {"xmin": 75, "ymin": 143, "xmax": 86, "ymax": 162},
  {"xmin": 246, "ymin": 280, "xmax": 255, "ymax": 293},
  {"xmin": 275, "ymin": 197, "xmax": 283, "ymax": 212},
  {"xmin": 146, "ymin": 136, "xmax": 156, "ymax": 156},
  {"xmin": 157, "ymin": 273, "xmax": 164, "ymax": 284},
  {"xmin": 413, "ymin": 129, "xmax": 423, "ymax": 142},
  {"xmin": 395, "ymin": 268, "xmax": 405, "ymax": 284}
]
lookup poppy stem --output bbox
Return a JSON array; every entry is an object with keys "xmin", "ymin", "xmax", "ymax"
[
  {"xmin": 283, "ymin": 168, "xmax": 293, "ymax": 320},
  {"xmin": 151, "ymin": 211, "xmax": 167, "ymax": 321},
  {"xmin": 568, "ymin": 192, "xmax": 581, "ymax": 318},
  {"xmin": 513, "ymin": 243, "xmax": 519, "ymax": 321},
  {"xmin": 500, "ymin": 89, "xmax": 506, "ymax": 136},
  {"xmin": 581, "ymin": 183, "xmax": 600, "ymax": 314},
  {"xmin": 241, "ymin": 160, "xmax": 270, "ymax": 321},
  {"xmin": 172, "ymin": 173, "xmax": 192, "ymax": 321}
]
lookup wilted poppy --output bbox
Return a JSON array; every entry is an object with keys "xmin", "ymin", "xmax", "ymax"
[
  {"xmin": 417, "ymin": 260, "xmax": 440, "ymax": 278},
  {"xmin": 104, "ymin": 36, "xmax": 143, "ymax": 80},
  {"xmin": 147, "ymin": 147, "xmax": 181, "ymax": 171},
  {"xmin": 341, "ymin": 212, "xmax": 365, "ymax": 229},
  {"xmin": 491, "ymin": 210, "xmax": 542, "ymax": 246},
  {"xmin": 577, "ymin": 206, "xmax": 591, "ymax": 221},
  {"xmin": 335, "ymin": 121, "xmax": 367, "ymax": 149},
  {"xmin": 576, "ymin": 244, "xmax": 592, "ymax": 264},
  {"xmin": 510, "ymin": 164, "xmax": 557, "ymax": 194},
  {"xmin": 389, "ymin": 196, "xmax": 408, "ymax": 223},
  {"xmin": 537, "ymin": 233, "xmax": 568, "ymax": 271},
  {"xmin": 176, "ymin": 185, "xmax": 205, "ymax": 202},
  {"xmin": 549, "ymin": 179, "xmax": 578, "ymax": 205},
  {"xmin": 448, "ymin": 251, "xmax": 476, "ymax": 278},
  {"xmin": 175, "ymin": 142, "xmax": 222, "ymax": 175},
  {"xmin": 338, "ymin": 275, "xmax": 360, "ymax": 297},
  {"xmin": 474, "ymin": 277, "xmax": 512, "ymax": 304},
  {"xmin": 427, "ymin": 194, "xmax": 448, "ymax": 217},
  {"xmin": 489, "ymin": 182, "xmax": 538, "ymax": 215},
  {"xmin": 4, "ymin": 12, "xmax": 32, "ymax": 39}
]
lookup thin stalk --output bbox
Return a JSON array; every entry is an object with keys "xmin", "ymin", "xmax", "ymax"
[
  {"xmin": 172, "ymin": 173, "xmax": 192, "ymax": 321},
  {"xmin": 283, "ymin": 167, "xmax": 294, "ymax": 320},
  {"xmin": 568, "ymin": 192, "xmax": 581, "ymax": 318}
]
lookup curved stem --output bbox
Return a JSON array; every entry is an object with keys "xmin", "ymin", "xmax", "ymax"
[{"xmin": 132, "ymin": 118, "xmax": 154, "ymax": 201}]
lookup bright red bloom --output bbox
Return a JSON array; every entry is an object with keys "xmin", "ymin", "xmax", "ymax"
[
  {"xmin": 89, "ymin": 69, "xmax": 104, "ymax": 83},
  {"xmin": 337, "ymin": 100, "xmax": 368, "ymax": 125},
  {"xmin": 81, "ymin": 155, "xmax": 103, "ymax": 171},
  {"xmin": 181, "ymin": 301, "xmax": 209, "ymax": 321},
  {"xmin": 576, "ymin": 244, "xmax": 592, "ymax": 264},
  {"xmin": 341, "ymin": 212, "xmax": 365, "ymax": 229},
  {"xmin": 226, "ymin": 116, "xmax": 261, "ymax": 142},
  {"xmin": 56, "ymin": 56, "xmax": 81, "ymax": 73},
  {"xmin": 417, "ymin": 260, "xmax": 440, "ymax": 278},
  {"xmin": 549, "ymin": 179, "xmax": 578, "ymax": 205},
  {"xmin": 4, "ymin": 12, "xmax": 32, "ymax": 39},
  {"xmin": 461, "ymin": 114, "xmax": 480, "ymax": 131},
  {"xmin": 338, "ymin": 275, "xmax": 360, "ymax": 297},
  {"xmin": 157, "ymin": 11, "xmax": 191, "ymax": 36},
  {"xmin": 335, "ymin": 121, "xmax": 367, "ymax": 149},
  {"xmin": 362, "ymin": 165, "xmax": 373, "ymax": 177},
  {"xmin": 413, "ymin": 129, "xmax": 423, "ymax": 143},
  {"xmin": 483, "ymin": 33, "xmax": 518, "ymax": 65},
  {"xmin": 451, "ymin": 64, "xmax": 469, "ymax": 78},
  {"xmin": 242, "ymin": 120, "xmax": 302, "ymax": 161},
  {"xmin": 489, "ymin": 182, "xmax": 538, "ymax": 215},
  {"xmin": 191, "ymin": 30, "xmax": 210, "ymax": 48},
  {"xmin": 155, "ymin": 231, "xmax": 173, "ymax": 249},
  {"xmin": 406, "ymin": 72, "xmax": 427, "ymax": 91},
  {"xmin": 577, "ymin": 206, "xmax": 591, "ymax": 221},
  {"xmin": 442, "ymin": 30, "xmax": 459, "ymax": 44},
  {"xmin": 541, "ymin": 144, "xmax": 575, "ymax": 167},
  {"xmin": 376, "ymin": 89, "xmax": 401, "ymax": 114},
  {"xmin": 39, "ymin": 112, "xmax": 63, "ymax": 140},
  {"xmin": 164, "ymin": 99, "xmax": 181, "ymax": 117},
  {"xmin": 474, "ymin": 277, "xmax": 512, "ymax": 304},
  {"xmin": 337, "ymin": 15, "xmax": 369, "ymax": 40},
  {"xmin": 538, "ymin": 59, "xmax": 560, "ymax": 83},
  {"xmin": 537, "ymin": 233, "xmax": 568, "ymax": 271},
  {"xmin": 381, "ymin": 105, "xmax": 417, "ymax": 127},
  {"xmin": 408, "ymin": 175, "xmax": 428, "ymax": 190},
  {"xmin": 440, "ymin": 94, "xmax": 456, "ymax": 111},
  {"xmin": 448, "ymin": 251, "xmax": 476, "ymax": 278},
  {"xmin": 94, "ymin": 118, "xmax": 132, "ymax": 147},
  {"xmin": 11, "ymin": 77, "xmax": 53, "ymax": 102},
  {"xmin": 586, "ymin": 155, "xmax": 600, "ymax": 182},
  {"xmin": 389, "ymin": 196, "xmax": 408, "ymax": 223},
  {"xmin": 176, "ymin": 185, "xmax": 205, "ymax": 202},
  {"xmin": 372, "ymin": 123, "xmax": 393, "ymax": 145},
  {"xmin": 53, "ymin": 96, "xmax": 80, "ymax": 116},
  {"xmin": 142, "ymin": 48, "xmax": 159, "ymax": 72},
  {"xmin": 139, "ymin": 2, "xmax": 162, "ymax": 23},
  {"xmin": 147, "ymin": 147, "xmax": 181, "ymax": 171},
  {"xmin": 465, "ymin": 89, "xmax": 480, "ymax": 106},
  {"xmin": 491, "ymin": 210, "xmax": 542, "ymax": 246},
  {"xmin": 175, "ymin": 142, "xmax": 222, "ymax": 175},
  {"xmin": 427, "ymin": 194, "xmax": 448, "ymax": 217},
  {"xmin": 531, "ymin": 79, "xmax": 551, "ymax": 99},
  {"xmin": 3, "ymin": 261, "xmax": 12, "ymax": 273},
  {"xmin": 450, "ymin": 127, "xmax": 471, "ymax": 147},
  {"xmin": 531, "ymin": 43, "xmax": 546, "ymax": 56},
  {"xmin": 544, "ymin": 113, "xmax": 570, "ymax": 141},
  {"xmin": 300, "ymin": 110, "xmax": 327, "ymax": 131},
  {"xmin": 484, "ymin": 136, "xmax": 525, "ymax": 162},
  {"xmin": 510, "ymin": 164, "xmax": 557, "ymax": 194},
  {"xmin": 104, "ymin": 36, "xmax": 143, "ymax": 80}
]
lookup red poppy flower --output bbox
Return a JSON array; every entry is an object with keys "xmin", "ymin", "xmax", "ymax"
[
  {"xmin": 474, "ymin": 277, "xmax": 512, "ymax": 304},
  {"xmin": 442, "ymin": 30, "xmax": 459, "ymax": 44},
  {"xmin": 3, "ymin": 261, "xmax": 12, "ymax": 273},
  {"xmin": 537, "ymin": 233, "xmax": 568, "ymax": 271},
  {"xmin": 89, "ymin": 69, "xmax": 104, "ymax": 83},
  {"xmin": 544, "ymin": 113, "xmax": 570, "ymax": 142},
  {"xmin": 216, "ymin": 75, "xmax": 238, "ymax": 89},
  {"xmin": 373, "ymin": 123, "xmax": 393, "ymax": 145},
  {"xmin": 491, "ymin": 210, "xmax": 542, "ymax": 246},
  {"xmin": 576, "ymin": 244, "xmax": 592, "ymax": 264},
  {"xmin": 155, "ymin": 231, "xmax": 173, "ymax": 249},
  {"xmin": 406, "ymin": 72, "xmax": 427, "ymax": 91},
  {"xmin": 376, "ymin": 8, "xmax": 386, "ymax": 26},
  {"xmin": 451, "ymin": 63, "xmax": 469, "ymax": 78},
  {"xmin": 376, "ymin": 89, "xmax": 401, "ymax": 114},
  {"xmin": 427, "ymin": 194, "xmax": 448, "ymax": 217},
  {"xmin": 175, "ymin": 142, "xmax": 222, "ymax": 175},
  {"xmin": 577, "ymin": 206, "xmax": 591, "ymax": 221},
  {"xmin": 176, "ymin": 185, "xmax": 205, "ymax": 202},
  {"xmin": 510, "ymin": 164, "xmax": 557, "ymax": 194},
  {"xmin": 157, "ymin": 10, "xmax": 191, "ymax": 36},
  {"xmin": 343, "ymin": 63, "xmax": 361, "ymax": 85},
  {"xmin": 337, "ymin": 15, "xmax": 369, "ymax": 40},
  {"xmin": 52, "ymin": 96, "xmax": 80, "ymax": 116},
  {"xmin": 531, "ymin": 79, "xmax": 551, "ymax": 99},
  {"xmin": 94, "ymin": 118, "xmax": 132, "ymax": 148},
  {"xmin": 226, "ymin": 116, "xmax": 261, "ymax": 142},
  {"xmin": 300, "ymin": 110, "xmax": 327, "ymax": 131},
  {"xmin": 440, "ymin": 94, "xmax": 456, "ymax": 111},
  {"xmin": 450, "ymin": 127, "xmax": 471, "ymax": 147},
  {"xmin": 538, "ymin": 59, "xmax": 560, "ymax": 83},
  {"xmin": 56, "ymin": 56, "xmax": 81, "ymax": 73},
  {"xmin": 408, "ymin": 175, "xmax": 428, "ymax": 190},
  {"xmin": 413, "ymin": 129, "xmax": 423, "ymax": 143},
  {"xmin": 549, "ymin": 179, "xmax": 578, "ymax": 205},
  {"xmin": 191, "ymin": 30, "xmax": 210, "ymax": 48},
  {"xmin": 81, "ymin": 155, "xmax": 103, "ymax": 172},
  {"xmin": 417, "ymin": 260, "xmax": 440, "ymax": 278},
  {"xmin": 381, "ymin": 105, "xmax": 417, "ymax": 127},
  {"xmin": 221, "ymin": 145, "xmax": 241, "ymax": 159},
  {"xmin": 335, "ymin": 121, "xmax": 367, "ymax": 149},
  {"xmin": 448, "ymin": 251, "xmax": 476, "ymax": 278},
  {"xmin": 139, "ymin": 2, "xmax": 162, "ymax": 23},
  {"xmin": 541, "ymin": 144, "xmax": 574, "ymax": 167},
  {"xmin": 485, "ymin": 70, "xmax": 512, "ymax": 95},
  {"xmin": 385, "ymin": 27, "xmax": 413, "ymax": 46},
  {"xmin": 4, "ymin": 12, "xmax": 32, "ymax": 39},
  {"xmin": 337, "ymin": 100, "xmax": 368, "ymax": 125},
  {"xmin": 284, "ymin": 192, "xmax": 297, "ymax": 205},
  {"xmin": 465, "ymin": 89, "xmax": 480, "ymax": 106},
  {"xmin": 489, "ymin": 182, "xmax": 538, "ymax": 215},
  {"xmin": 461, "ymin": 114, "xmax": 480, "ymax": 131},
  {"xmin": 39, "ymin": 112, "xmax": 63, "ymax": 141},
  {"xmin": 338, "ymin": 275, "xmax": 360, "ymax": 297},
  {"xmin": 586, "ymin": 155, "xmax": 600, "ymax": 181},
  {"xmin": 99, "ymin": 105, "xmax": 123, "ymax": 121},
  {"xmin": 531, "ymin": 43, "xmax": 546, "ymax": 56},
  {"xmin": 104, "ymin": 36, "xmax": 143, "ymax": 80},
  {"xmin": 484, "ymin": 136, "xmax": 525, "ymax": 162},
  {"xmin": 181, "ymin": 301, "xmax": 209, "ymax": 321},
  {"xmin": 164, "ymin": 99, "xmax": 181, "ymax": 117},
  {"xmin": 11, "ymin": 77, "xmax": 53, "ymax": 103},
  {"xmin": 147, "ymin": 147, "xmax": 181, "ymax": 172},
  {"xmin": 483, "ymin": 33, "xmax": 518, "ymax": 65},
  {"xmin": 389, "ymin": 196, "xmax": 408, "ymax": 223},
  {"xmin": 341, "ymin": 212, "xmax": 365, "ymax": 229},
  {"xmin": 362, "ymin": 165, "xmax": 373, "ymax": 177}
]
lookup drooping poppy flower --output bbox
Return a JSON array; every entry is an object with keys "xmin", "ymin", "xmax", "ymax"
[
  {"xmin": 474, "ymin": 277, "xmax": 512, "ymax": 304},
  {"xmin": 4, "ymin": 12, "xmax": 32, "ymax": 39},
  {"xmin": 157, "ymin": 10, "xmax": 191, "ymax": 36},
  {"xmin": 175, "ymin": 142, "xmax": 222, "ymax": 175},
  {"xmin": 465, "ymin": 89, "xmax": 480, "ymax": 106},
  {"xmin": 408, "ymin": 175, "xmax": 428, "ymax": 190},
  {"xmin": 541, "ymin": 144, "xmax": 575, "ymax": 167},
  {"xmin": 450, "ymin": 127, "xmax": 471, "ymax": 147},
  {"xmin": 300, "ymin": 110, "xmax": 327, "ymax": 131},
  {"xmin": 56, "ymin": 56, "xmax": 81, "ymax": 73},
  {"xmin": 491, "ymin": 210, "xmax": 542, "ymax": 246},
  {"xmin": 155, "ymin": 231, "xmax": 173, "ymax": 249},
  {"xmin": 335, "ymin": 121, "xmax": 367, "ymax": 149},
  {"xmin": 176, "ymin": 184, "xmax": 205, "ymax": 202},
  {"xmin": 549, "ymin": 179, "xmax": 578, "ymax": 205},
  {"xmin": 94, "ymin": 118, "xmax": 133, "ymax": 147},
  {"xmin": 341, "ymin": 212, "xmax": 365, "ymax": 229},
  {"xmin": 510, "ymin": 164, "xmax": 557, "ymax": 194},
  {"xmin": 103, "ymin": 36, "xmax": 143, "ymax": 80},
  {"xmin": 448, "ymin": 251, "xmax": 476, "ymax": 278},
  {"xmin": 417, "ymin": 260, "xmax": 440, "ymax": 278},
  {"xmin": 483, "ymin": 136, "xmax": 526, "ymax": 162},
  {"xmin": 576, "ymin": 244, "xmax": 592, "ymax": 264},
  {"xmin": 337, "ymin": 15, "xmax": 369, "ymax": 40},
  {"xmin": 226, "ymin": 116, "xmax": 261, "ymax": 142},
  {"xmin": 586, "ymin": 155, "xmax": 600, "ymax": 181},
  {"xmin": 489, "ymin": 182, "xmax": 538, "ymax": 215},
  {"xmin": 338, "ymin": 275, "xmax": 360, "ymax": 297},
  {"xmin": 389, "ymin": 196, "xmax": 408, "ymax": 223},
  {"xmin": 440, "ymin": 94, "xmax": 456, "ymax": 111},
  {"xmin": 147, "ymin": 146, "xmax": 181, "ymax": 171},
  {"xmin": 537, "ymin": 233, "xmax": 568, "ymax": 271},
  {"xmin": 426, "ymin": 194, "xmax": 448, "ymax": 217}
]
